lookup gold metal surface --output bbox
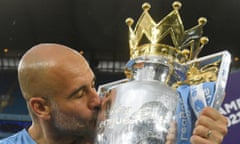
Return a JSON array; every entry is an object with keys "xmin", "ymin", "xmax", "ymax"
[
  {"xmin": 185, "ymin": 61, "xmax": 219, "ymax": 85},
  {"xmin": 125, "ymin": 1, "xmax": 208, "ymax": 63},
  {"xmin": 125, "ymin": 1, "xmax": 221, "ymax": 87}
]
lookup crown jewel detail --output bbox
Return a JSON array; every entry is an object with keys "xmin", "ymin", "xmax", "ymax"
[{"xmin": 126, "ymin": 1, "xmax": 208, "ymax": 63}]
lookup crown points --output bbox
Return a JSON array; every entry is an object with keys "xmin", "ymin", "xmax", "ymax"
[
  {"xmin": 200, "ymin": 37, "xmax": 209, "ymax": 45},
  {"xmin": 182, "ymin": 49, "xmax": 190, "ymax": 59},
  {"xmin": 142, "ymin": 2, "xmax": 151, "ymax": 11},
  {"xmin": 125, "ymin": 17, "xmax": 134, "ymax": 26},
  {"xmin": 198, "ymin": 17, "xmax": 207, "ymax": 25},
  {"xmin": 126, "ymin": 2, "xmax": 207, "ymax": 63},
  {"xmin": 172, "ymin": 1, "xmax": 182, "ymax": 10}
]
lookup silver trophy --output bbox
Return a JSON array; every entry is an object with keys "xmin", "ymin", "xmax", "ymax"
[{"xmin": 95, "ymin": 2, "xmax": 231, "ymax": 144}]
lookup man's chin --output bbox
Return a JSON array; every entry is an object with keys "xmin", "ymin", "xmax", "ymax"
[{"xmin": 84, "ymin": 119, "xmax": 98, "ymax": 134}]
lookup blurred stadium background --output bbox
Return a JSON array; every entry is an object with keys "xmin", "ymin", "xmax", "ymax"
[{"xmin": 0, "ymin": 0, "xmax": 240, "ymax": 142}]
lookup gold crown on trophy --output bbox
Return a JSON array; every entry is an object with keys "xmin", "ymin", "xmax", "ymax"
[{"xmin": 125, "ymin": 1, "xmax": 209, "ymax": 63}]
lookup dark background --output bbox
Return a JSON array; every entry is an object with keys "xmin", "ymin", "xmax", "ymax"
[{"xmin": 0, "ymin": 0, "xmax": 240, "ymax": 66}]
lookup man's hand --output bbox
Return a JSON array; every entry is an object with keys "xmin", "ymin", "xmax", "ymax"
[
  {"xmin": 165, "ymin": 122, "xmax": 177, "ymax": 144},
  {"xmin": 191, "ymin": 107, "xmax": 228, "ymax": 144}
]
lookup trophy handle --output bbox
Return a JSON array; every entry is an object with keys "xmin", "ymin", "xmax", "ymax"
[
  {"xmin": 209, "ymin": 51, "xmax": 231, "ymax": 109},
  {"xmin": 183, "ymin": 50, "xmax": 231, "ymax": 110}
]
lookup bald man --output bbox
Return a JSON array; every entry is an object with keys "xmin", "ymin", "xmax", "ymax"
[
  {"xmin": 0, "ymin": 43, "xmax": 227, "ymax": 144},
  {"xmin": 0, "ymin": 43, "xmax": 100, "ymax": 144}
]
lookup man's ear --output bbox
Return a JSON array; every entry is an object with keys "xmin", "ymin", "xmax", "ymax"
[{"xmin": 28, "ymin": 97, "xmax": 51, "ymax": 120}]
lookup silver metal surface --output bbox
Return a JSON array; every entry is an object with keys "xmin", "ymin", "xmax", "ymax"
[{"xmin": 96, "ymin": 62, "xmax": 178, "ymax": 144}]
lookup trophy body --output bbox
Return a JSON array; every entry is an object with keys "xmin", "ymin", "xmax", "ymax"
[
  {"xmin": 95, "ymin": 51, "xmax": 231, "ymax": 144},
  {"xmin": 96, "ymin": 61, "xmax": 179, "ymax": 144}
]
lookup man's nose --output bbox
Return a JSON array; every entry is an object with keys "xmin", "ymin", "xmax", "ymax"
[{"xmin": 88, "ymin": 88, "xmax": 101, "ymax": 111}]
